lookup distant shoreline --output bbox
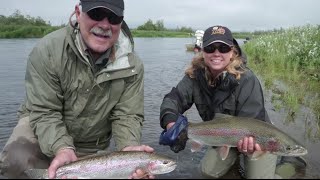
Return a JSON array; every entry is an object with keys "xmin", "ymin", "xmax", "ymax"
[
  {"xmin": 0, "ymin": 26, "xmax": 251, "ymax": 39},
  {"xmin": 0, "ymin": 11, "xmax": 254, "ymax": 39}
]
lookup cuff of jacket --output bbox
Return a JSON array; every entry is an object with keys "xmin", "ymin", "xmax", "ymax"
[
  {"xmin": 52, "ymin": 142, "xmax": 76, "ymax": 157},
  {"xmin": 161, "ymin": 113, "xmax": 178, "ymax": 129},
  {"xmin": 57, "ymin": 146, "xmax": 76, "ymax": 152},
  {"xmin": 117, "ymin": 141, "xmax": 140, "ymax": 151}
]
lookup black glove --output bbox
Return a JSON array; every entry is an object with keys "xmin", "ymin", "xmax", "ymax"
[
  {"xmin": 169, "ymin": 128, "xmax": 188, "ymax": 153},
  {"xmin": 159, "ymin": 114, "xmax": 189, "ymax": 153}
]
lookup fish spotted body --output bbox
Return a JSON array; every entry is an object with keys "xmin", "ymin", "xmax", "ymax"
[
  {"xmin": 25, "ymin": 151, "xmax": 176, "ymax": 179},
  {"xmin": 187, "ymin": 116, "xmax": 307, "ymax": 158}
]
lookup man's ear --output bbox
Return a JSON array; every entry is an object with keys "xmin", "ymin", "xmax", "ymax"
[{"xmin": 75, "ymin": 4, "xmax": 81, "ymax": 20}]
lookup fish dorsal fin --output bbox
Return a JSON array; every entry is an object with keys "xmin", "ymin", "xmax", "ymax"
[
  {"xmin": 214, "ymin": 113, "xmax": 235, "ymax": 119},
  {"xmin": 218, "ymin": 146, "xmax": 230, "ymax": 160}
]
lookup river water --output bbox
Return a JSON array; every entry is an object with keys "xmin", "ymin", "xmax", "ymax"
[{"xmin": 0, "ymin": 38, "xmax": 319, "ymax": 179}]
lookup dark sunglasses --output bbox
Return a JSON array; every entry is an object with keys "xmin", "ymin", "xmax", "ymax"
[
  {"xmin": 86, "ymin": 8, "xmax": 123, "ymax": 25},
  {"xmin": 203, "ymin": 43, "xmax": 233, "ymax": 54}
]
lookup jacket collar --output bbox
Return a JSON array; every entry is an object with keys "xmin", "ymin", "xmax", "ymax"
[{"xmin": 67, "ymin": 23, "xmax": 133, "ymax": 71}]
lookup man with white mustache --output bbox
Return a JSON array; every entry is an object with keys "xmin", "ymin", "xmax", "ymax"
[{"xmin": 0, "ymin": 0, "xmax": 154, "ymax": 179}]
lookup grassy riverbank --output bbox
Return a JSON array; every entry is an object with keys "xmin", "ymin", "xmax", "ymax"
[
  {"xmin": 0, "ymin": 25, "xmax": 61, "ymax": 38},
  {"xmin": 243, "ymin": 25, "xmax": 320, "ymax": 127}
]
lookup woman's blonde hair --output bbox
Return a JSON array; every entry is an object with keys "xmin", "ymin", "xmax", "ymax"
[{"xmin": 185, "ymin": 47, "xmax": 245, "ymax": 84}]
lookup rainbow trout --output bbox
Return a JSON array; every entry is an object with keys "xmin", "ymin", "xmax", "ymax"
[
  {"xmin": 187, "ymin": 116, "xmax": 308, "ymax": 160},
  {"xmin": 24, "ymin": 151, "xmax": 176, "ymax": 179}
]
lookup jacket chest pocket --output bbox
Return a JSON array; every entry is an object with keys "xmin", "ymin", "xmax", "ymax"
[
  {"xmin": 63, "ymin": 76, "xmax": 93, "ymax": 115},
  {"xmin": 65, "ymin": 81, "xmax": 113, "ymax": 135},
  {"xmin": 83, "ymin": 81, "xmax": 113, "ymax": 112}
]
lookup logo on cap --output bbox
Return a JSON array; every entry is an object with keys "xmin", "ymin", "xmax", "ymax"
[{"xmin": 211, "ymin": 26, "xmax": 225, "ymax": 35}]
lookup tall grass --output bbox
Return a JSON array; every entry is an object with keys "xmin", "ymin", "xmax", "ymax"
[{"xmin": 243, "ymin": 24, "xmax": 320, "ymax": 124}]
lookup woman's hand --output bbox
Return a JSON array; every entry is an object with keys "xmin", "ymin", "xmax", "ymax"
[
  {"xmin": 166, "ymin": 122, "xmax": 175, "ymax": 130},
  {"xmin": 237, "ymin": 136, "xmax": 262, "ymax": 154}
]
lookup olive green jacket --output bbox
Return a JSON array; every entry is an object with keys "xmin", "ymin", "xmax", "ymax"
[{"xmin": 19, "ymin": 24, "xmax": 144, "ymax": 157}]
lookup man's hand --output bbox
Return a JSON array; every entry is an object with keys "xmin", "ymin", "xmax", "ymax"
[
  {"xmin": 48, "ymin": 148, "xmax": 77, "ymax": 179},
  {"xmin": 121, "ymin": 145, "xmax": 154, "ymax": 153},
  {"xmin": 237, "ymin": 136, "xmax": 262, "ymax": 154},
  {"xmin": 121, "ymin": 145, "xmax": 155, "ymax": 179}
]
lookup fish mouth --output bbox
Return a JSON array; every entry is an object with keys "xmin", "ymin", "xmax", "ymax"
[
  {"xmin": 290, "ymin": 147, "xmax": 308, "ymax": 156},
  {"xmin": 152, "ymin": 161, "xmax": 177, "ymax": 175},
  {"xmin": 162, "ymin": 162, "xmax": 177, "ymax": 174},
  {"xmin": 274, "ymin": 148, "xmax": 308, "ymax": 157},
  {"xmin": 295, "ymin": 151, "xmax": 308, "ymax": 156}
]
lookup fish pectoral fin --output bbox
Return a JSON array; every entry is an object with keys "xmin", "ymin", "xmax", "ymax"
[
  {"xmin": 136, "ymin": 172, "xmax": 151, "ymax": 179},
  {"xmin": 190, "ymin": 140, "xmax": 204, "ymax": 152},
  {"xmin": 24, "ymin": 168, "xmax": 47, "ymax": 179},
  {"xmin": 248, "ymin": 151, "xmax": 266, "ymax": 160},
  {"xmin": 218, "ymin": 146, "xmax": 230, "ymax": 161},
  {"xmin": 297, "ymin": 156, "xmax": 308, "ymax": 167},
  {"xmin": 131, "ymin": 167, "xmax": 151, "ymax": 179}
]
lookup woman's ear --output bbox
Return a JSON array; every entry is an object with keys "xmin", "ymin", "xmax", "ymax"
[{"xmin": 232, "ymin": 48, "xmax": 239, "ymax": 57}]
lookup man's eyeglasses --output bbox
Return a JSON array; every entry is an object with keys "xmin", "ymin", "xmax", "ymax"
[
  {"xmin": 86, "ymin": 8, "xmax": 123, "ymax": 25},
  {"xmin": 203, "ymin": 43, "xmax": 233, "ymax": 54}
]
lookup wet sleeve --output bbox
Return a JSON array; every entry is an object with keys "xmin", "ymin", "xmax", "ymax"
[
  {"xmin": 26, "ymin": 45, "xmax": 74, "ymax": 157},
  {"xmin": 110, "ymin": 55, "xmax": 144, "ymax": 151},
  {"xmin": 235, "ymin": 73, "xmax": 270, "ymax": 122},
  {"xmin": 160, "ymin": 75, "xmax": 194, "ymax": 129}
]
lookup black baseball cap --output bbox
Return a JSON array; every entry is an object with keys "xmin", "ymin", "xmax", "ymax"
[
  {"xmin": 80, "ymin": 0, "xmax": 124, "ymax": 16},
  {"xmin": 202, "ymin": 25, "xmax": 234, "ymax": 47}
]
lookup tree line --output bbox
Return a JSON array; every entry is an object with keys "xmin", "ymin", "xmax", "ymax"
[
  {"xmin": 136, "ymin": 19, "xmax": 193, "ymax": 33},
  {"xmin": 0, "ymin": 10, "xmax": 50, "ymax": 26},
  {"xmin": 0, "ymin": 10, "xmax": 62, "ymax": 38},
  {"xmin": 1, "ymin": 10, "xmax": 280, "ymax": 39},
  {"xmin": 0, "ymin": 11, "xmax": 195, "ymax": 38}
]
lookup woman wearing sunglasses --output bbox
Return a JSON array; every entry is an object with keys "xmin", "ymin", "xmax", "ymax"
[
  {"xmin": 159, "ymin": 25, "xmax": 271, "ymax": 178},
  {"xmin": 0, "ymin": 0, "xmax": 155, "ymax": 179}
]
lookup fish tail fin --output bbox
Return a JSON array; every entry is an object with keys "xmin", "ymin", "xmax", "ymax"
[
  {"xmin": 24, "ymin": 168, "xmax": 47, "ymax": 179},
  {"xmin": 0, "ymin": 161, "xmax": 8, "ymax": 175}
]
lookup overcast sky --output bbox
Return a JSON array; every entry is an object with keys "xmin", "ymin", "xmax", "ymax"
[{"xmin": 1, "ymin": 0, "xmax": 319, "ymax": 32}]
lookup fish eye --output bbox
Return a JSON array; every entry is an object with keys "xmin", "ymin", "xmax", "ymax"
[
  {"xmin": 286, "ymin": 146, "xmax": 292, "ymax": 151},
  {"xmin": 163, "ymin": 160, "xmax": 169, "ymax": 164}
]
